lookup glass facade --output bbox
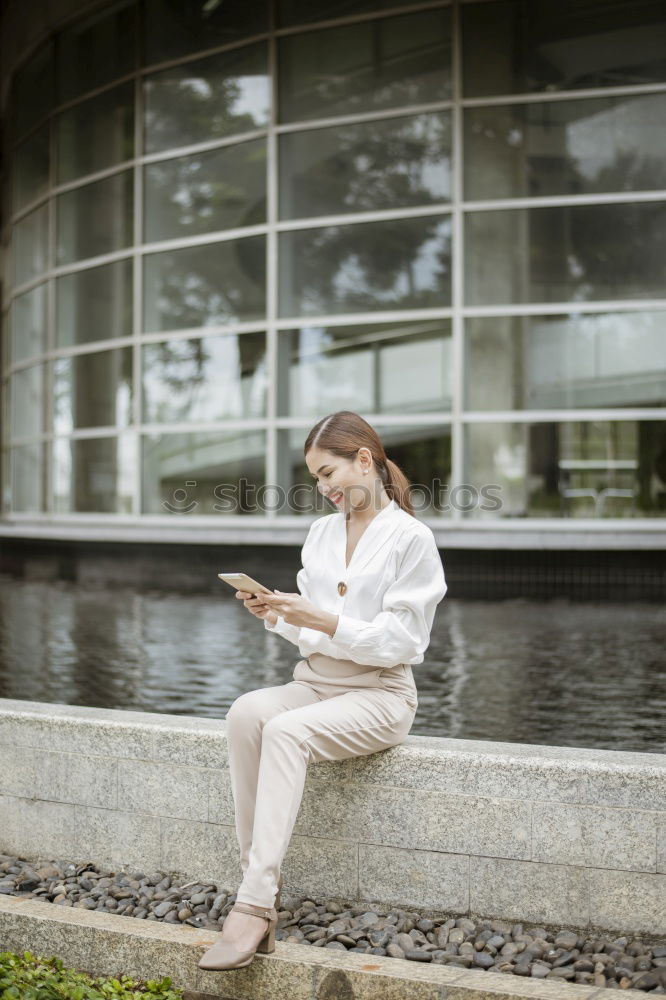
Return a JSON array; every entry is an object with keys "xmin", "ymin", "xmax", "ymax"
[{"xmin": 2, "ymin": 0, "xmax": 666, "ymax": 525}]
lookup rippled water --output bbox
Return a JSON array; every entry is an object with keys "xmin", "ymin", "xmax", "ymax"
[{"xmin": 0, "ymin": 574, "xmax": 663, "ymax": 753}]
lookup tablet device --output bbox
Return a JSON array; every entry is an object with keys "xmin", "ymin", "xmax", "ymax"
[{"xmin": 217, "ymin": 572, "xmax": 273, "ymax": 597}]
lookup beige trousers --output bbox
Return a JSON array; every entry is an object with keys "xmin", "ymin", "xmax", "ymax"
[{"xmin": 225, "ymin": 652, "xmax": 417, "ymax": 908}]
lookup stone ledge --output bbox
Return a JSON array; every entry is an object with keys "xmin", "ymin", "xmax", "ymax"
[
  {"xmin": 0, "ymin": 896, "xmax": 647, "ymax": 1000},
  {"xmin": 1, "ymin": 699, "xmax": 666, "ymax": 932},
  {"xmin": 2, "ymin": 698, "xmax": 665, "ymax": 773}
]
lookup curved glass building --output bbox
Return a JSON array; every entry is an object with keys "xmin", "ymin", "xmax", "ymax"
[{"xmin": 2, "ymin": 0, "xmax": 666, "ymax": 552}]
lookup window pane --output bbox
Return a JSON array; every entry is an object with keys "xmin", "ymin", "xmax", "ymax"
[
  {"xmin": 464, "ymin": 94, "xmax": 666, "ymax": 200},
  {"xmin": 142, "ymin": 429, "xmax": 266, "ymax": 514},
  {"xmin": 144, "ymin": 139, "xmax": 266, "ymax": 242},
  {"xmin": 13, "ymin": 126, "xmax": 49, "ymax": 213},
  {"xmin": 57, "ymin": 260, "xmax": 133, "ymax": 347},
  {"xmin": 54, "ymin": 348, "xmax": 133, "ymax": 433},
  {"xmin": 466, "ymin": 313, "xmax": 666, "ymax": 411},
  {"xmin": 280, "ymin": 112, "xmax": 451, "ymax": 220},
  {"xmin": 279, "ymin": 8, "xmax": 451, "ymax": 123},
  {"xmin": 57, "ymin": 172, "xmax": 133, "ymax": 265},
  {"xmin": 57, "ymin": 0, "xmax": 136, "ymax": 103},
  {"xmin": 276, "ymin": 423, "xmax": 451, "ymax": 517},
  {"xmin": 278, "ymin": 0, "xmax": 413, "ymax": 29},
  {"xmin": 376, "ymin": 423, "xmax": 452, "ymax": 518},
  {"xmin": 278, "ymin": 320, "xmax": 451, "ymax": 417},
  {"xmin": 11, "ymin": 444, "xmax": 44, "ymax": 512},
  {"xmin": 11, "ymin": 285, "xmax": 48, "ymax": 364},
  {"xmin": 464, "ymin": 420, "xmax": 666, "ymax": 518},
  {"xmin": 462, "ymin": 0, "xmax": 666, "ymax": 97},
  {"xmin": 280, "ymin": 216, "xmax": 451, "ymax": 317},
  {"xmin": 54, "ymin": 433, "xmax": 136, "ymax": 513},
  {"xmin": 144, "ymin": 237, "xmax": 266, "ymax": 332},
  {"xmin": 57, "ymin": 84, "xmax": 134, "ymax": 183},
  {"xmin": 144, "ymin": 0, "xmax": 268, "ymax": 65},
  {"xmin": 465, "ymin": 203, "xmax": 666, "ymax": 305},
  {"xmin": 10, "ymin": 365, "xmax": 45, "ymax": 438},
  {"xmin": 144, "ymin": 44, "xmax": 269, "ymax": 155},
  {"xmin": 142, "ymin": 332, "xmax": 267, "ymax": 422},
  {"xmin": 14, "ymin": 205, "xmax": 49, "ymax": 287},
  {"xmin": 11, "ymin": 41, "xmax": 54, "ymax": 140}
]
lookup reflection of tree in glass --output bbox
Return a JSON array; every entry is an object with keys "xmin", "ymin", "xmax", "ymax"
[
  {"xmin": 568, "ymin": 153, "xmax": 666, "ymax": 298},
  {"xmin": 291, "ymin": 218, "xmax": 450, "ymax": 314},
  {"xmin": 526, "ymin": 151, "xmax": 666, "ymax": 302},
  {"xmin": 147, "ymin": 236, "xmax": 265, "ymax": 331},
  {"xmin": 289, "ymin": 114, "xmax": 449, "ymax": 216},
  {"xmin": 144, "ymin": 333, "xmax": 266, "ymax": 422},
  {"xmin": 146, "ymin": 140, "xmax": 266, "ymax": 239},
  {"xmin": 346, "ymin": 119, "xmax": 449, "ymax": 210},
  {"xmin": 144, "ymin": 46, "xmax": 268, "ymax": 153},
  {"xmin": 147, "ymin": 339, "xmax": 208, "ymax": 423}
]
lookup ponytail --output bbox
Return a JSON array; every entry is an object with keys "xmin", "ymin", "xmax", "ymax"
[{"xmin": 384, "ymin": 458, "xmax": 414, "ymax": 516}]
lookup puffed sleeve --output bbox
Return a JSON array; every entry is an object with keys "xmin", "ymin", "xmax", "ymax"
[
  {"xmin": 330, "ymin": 529, "xmax": 447, "ymax": 668},
  {"xmin": 263, "ymin": 521, "xmax": 318, "ymax": 646}
]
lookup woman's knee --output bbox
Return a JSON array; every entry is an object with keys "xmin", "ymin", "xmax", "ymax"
[
  {"xmin": 225, "ymin": 688, "xmax": 266, "ymax": 724},
  {"xmin": 262, "ymin": 713, "xmax": 305, "ymax": 746}
]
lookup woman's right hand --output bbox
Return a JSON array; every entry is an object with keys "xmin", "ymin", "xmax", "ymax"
[{"xmin": 236, "ymin": 590, "xmax": 278, "ymax": 626}]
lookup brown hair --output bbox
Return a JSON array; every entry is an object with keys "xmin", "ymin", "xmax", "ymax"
[{"xmin": 304, "ymin": 410, "xmax": 414, "ymax": 517}]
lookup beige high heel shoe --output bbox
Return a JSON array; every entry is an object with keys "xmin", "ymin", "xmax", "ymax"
[{"xmin": 198, "ymin": 901, "xmax": 278, "ymax": 970}]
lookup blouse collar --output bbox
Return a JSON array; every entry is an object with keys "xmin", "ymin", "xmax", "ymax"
[{"xmin": 337, "ymin": 497, "xmax": 403, "ymax": 574}]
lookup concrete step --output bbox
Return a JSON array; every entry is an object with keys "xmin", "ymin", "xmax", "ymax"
[{"xmin": 0, "ymin": 895, "xmax": 640, "ymax": 1000}]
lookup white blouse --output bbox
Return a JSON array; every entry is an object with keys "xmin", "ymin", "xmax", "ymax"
[{"xmin": 264, "ymin": 498, "xmax": 447, "ymax": 671}]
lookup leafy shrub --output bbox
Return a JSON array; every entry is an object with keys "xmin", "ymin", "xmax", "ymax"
[{"xmin": 0, "ymin": 951, "xmax": 183, "ymax": 999}]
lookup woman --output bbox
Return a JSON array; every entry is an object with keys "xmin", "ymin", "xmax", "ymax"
[{"xmin": 199, "ymin": 410, "xmax": 447, "ymax": 971}]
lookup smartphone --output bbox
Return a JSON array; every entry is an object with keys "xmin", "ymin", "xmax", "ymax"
[{"xmin": 217, "ymin": 572, "xmax": 274, "ymax": 597}]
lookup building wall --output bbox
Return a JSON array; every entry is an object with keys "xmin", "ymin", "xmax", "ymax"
[{"xmin": 2, "ymin": 0, "xmax": 666, "ymax": 549}]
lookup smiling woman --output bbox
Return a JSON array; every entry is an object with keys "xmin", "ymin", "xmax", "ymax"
[{"xmin": 199, "ymin": 409, "xmax": 447, "ymax": 972}]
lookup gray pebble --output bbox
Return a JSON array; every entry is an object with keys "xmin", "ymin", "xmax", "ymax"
[
  {"xmin": 395, "ymin": 932, "xmax": 415, "ymax": 952},
  {"xmin": 553, "ymin": 949, "xmax": 578, "ymax": 967},
  {"xmin": 548, "ymin": 966, "xmax": 576, "ymax": 979},
  {"xmin": 555, "ymin": 931, "xmax": 579, "ymax": 950},
  {"xmin": 487, "ymin": 934, "xmax": 505, "ymax": 949},
  {"xmin": 405, "ymin": 948, "xmax": 432, "ymax": 962}
]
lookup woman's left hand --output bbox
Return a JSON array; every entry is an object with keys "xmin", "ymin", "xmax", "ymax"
[{"xmin": 261, "ymin": 590, "xmax": 325, "ymax": 629}]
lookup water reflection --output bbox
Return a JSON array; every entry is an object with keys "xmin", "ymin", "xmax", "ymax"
[{"xmin": 0, "ymin": 574, "xmax": 663, "ymax": 753}]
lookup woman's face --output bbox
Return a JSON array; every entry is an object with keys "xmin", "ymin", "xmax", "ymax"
[{"xmin": 305, "ymin": 446, "xmax": 381, "ymax": 513}]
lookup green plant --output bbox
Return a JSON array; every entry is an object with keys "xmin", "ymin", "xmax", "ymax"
[{"xmin": 0, "ymin": 951, "xmax": 183, "ymax": 1000}]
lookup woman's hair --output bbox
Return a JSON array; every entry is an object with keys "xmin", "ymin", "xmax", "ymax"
[{"xmin": 304, "ymin": 410, "xmax": 414, "ymax": 516}]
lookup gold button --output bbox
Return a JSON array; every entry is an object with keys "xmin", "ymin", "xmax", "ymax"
[{"xmin": 337, "ymin": 581, "xmax": 347, "ymax": 596}]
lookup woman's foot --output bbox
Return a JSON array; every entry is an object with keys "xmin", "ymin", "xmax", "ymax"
[
  {"xmin": 217, "ymin": 907, "xmax": 271, "ymax": 953},
  {"xmin": 198, "ymin": 901, "xmax": 277, "ymax": 970}
]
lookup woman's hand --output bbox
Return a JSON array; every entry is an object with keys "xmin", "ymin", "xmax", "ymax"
[
  {"xmin": 261, "ymin": 590, "xmax": 339, "ymax": 637},
  {"xmin": 235, "ymin": 590, "xmax": 278, "ymax": 626}
]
